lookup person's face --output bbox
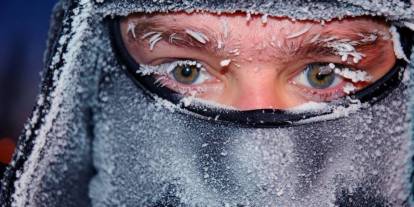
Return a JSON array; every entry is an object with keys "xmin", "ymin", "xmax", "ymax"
[{"xmin": 120, "ymin": 13, "xmax": 396, "ymax": 110}]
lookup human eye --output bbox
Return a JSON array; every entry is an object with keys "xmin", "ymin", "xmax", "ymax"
[
  {"xmin": 137, "ymin": 59, "xmax": 220, "ymax": 95},
  {"xmin": 290, "ymin": 63, "xmax": 372, "ymax": 102}
]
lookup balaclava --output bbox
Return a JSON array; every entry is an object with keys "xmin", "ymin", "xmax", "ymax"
[{"xmin": 1, "ymin": 0, "xmax": 414, "ymax": 206}]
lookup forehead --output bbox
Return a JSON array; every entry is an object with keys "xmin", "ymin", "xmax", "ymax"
[
  {"xmin": 126, "ymin": 12, "xmax": 389, "ymax": 37},
  {"xmin": 123, "ymin": 13, "xmax": 391, "ymax": 64}
]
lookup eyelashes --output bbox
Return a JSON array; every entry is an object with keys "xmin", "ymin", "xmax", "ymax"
[
  {"xmin": 137, "ymin": 59, "xmax": 371, "ymax": 101},
  {"xmin": 137, "ymin": 60, "xmax": 216, "ymax": 95},
  {"xmin": 137, "ymin": 60, "xmax": 204, "ymax": 75}
]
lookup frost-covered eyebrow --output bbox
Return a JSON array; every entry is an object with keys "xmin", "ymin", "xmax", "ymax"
[
  {"xmin": 295, "ymin": 33, "xmax": 383, "ymax": 57},
  {"xmin": 125, "ymin": 18, "xmax": 388, "ymax": 61},
  {"xmin": 126, "ymin": 19, "xmax": 223, "ymax": 54}
]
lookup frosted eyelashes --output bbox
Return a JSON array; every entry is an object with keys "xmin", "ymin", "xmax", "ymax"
[{"xmin": 137, "ymin": 60, "xmax": 212, "ymax": 86}]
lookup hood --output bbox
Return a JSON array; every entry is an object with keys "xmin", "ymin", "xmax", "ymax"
[{"xmin": 1, "ymin": 0, "xmax": 414, "ymax": 206}]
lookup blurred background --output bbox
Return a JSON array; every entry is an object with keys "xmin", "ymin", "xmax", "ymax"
[{"xmin": 0, "ymin": 1, "xmax": 57, "ymax": 170}]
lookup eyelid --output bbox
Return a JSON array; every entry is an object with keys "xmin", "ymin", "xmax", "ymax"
[
  {"xmin": 287, "ymin": 61, "xmax": 363, "ymax": 80},
  {"xmin": 138, "ymin": 59, "xmax": 206, "ymax": 76}
]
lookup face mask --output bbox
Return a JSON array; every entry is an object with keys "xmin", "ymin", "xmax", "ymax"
[
  {"xmin": 88, "ymin": 20, "xmax": 412, "ymax": 206},
  {"xmin": 1, "ymin": 0, "xmax": 414, "ymax": 206}
]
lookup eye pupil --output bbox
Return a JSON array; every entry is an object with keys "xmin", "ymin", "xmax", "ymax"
[
  {"xmin": 306, "ymin": 65, "xmax": 335, "ymax": 89},
  {"xmin": 181, "ymin": 66, "xmax": 193, "ymax": 77},
  {"xmin": 315, "ymin": 73, "xmax": 327, "ymax": 81},
  {"xmin": 172, "ymin": 64, "xmax": 200, "ymax": 84}
]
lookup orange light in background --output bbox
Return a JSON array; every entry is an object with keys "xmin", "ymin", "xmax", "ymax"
[{"xmin": 0, "ymin": 138, "xmax": 16, "ymax": 164}]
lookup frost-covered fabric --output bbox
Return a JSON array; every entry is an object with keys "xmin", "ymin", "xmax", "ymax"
[
  {"xmin": 97, "ymin": 0, "xmax": 414, "ymax": 21},
  {"xmin": 89, "ymin": 68, "xmax": 411, "ymax": 207},
  {"xmin": 0, "ymin": 0, "xmax": 414, "ymax": 206}
]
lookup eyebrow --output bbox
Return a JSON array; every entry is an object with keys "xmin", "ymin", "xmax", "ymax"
[
  {"xmin": 126, "ymin": 17, "xmax": 388, "ymax": 62},
  {"xmin": 127, "ymin": 18, "xmax": 225, "ymax": 54},
  {"xmin": 277, "ymin": 30, "xmax": 385, "ymax": 58}
]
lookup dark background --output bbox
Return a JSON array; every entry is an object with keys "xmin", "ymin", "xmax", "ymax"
[{"xmin": 0, "ymin": 1, "xmax": 57, "ymax": 164}]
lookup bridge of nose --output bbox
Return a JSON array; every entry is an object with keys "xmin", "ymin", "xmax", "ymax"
[{"xmin": 226, "ymin": 65, "xmax": 299, "ymax": 110}]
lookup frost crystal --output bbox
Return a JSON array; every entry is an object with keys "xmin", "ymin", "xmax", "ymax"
[
  {"xmin": 127, "ymin": 22, "xmax": 137, "ymax": 39},
  {"xmin": 343, "ymin": 83, "xmax": 356, "ymax": 94},
  {"xmin": 220, "ymin": 59, "xmax": 232, "ymax": 67},
  {"xmin": 245, "ymin": 12, "xmax": 252, "ymax": 23},
  {"xmin": 334, "ymin": 68, "xmax": 372, "ymax": 83},
  {"xmin": 403, "ymin": 21, "xmax": 414, "ymax": 31},
  {"xmin": 286, "ymin": 25, "xmax": 312, "ymax": 39},
  {"xmin": 137, "ymin": 60, "xmax": 203, "ymax": 75},
  {"xmin": 141, "ymin": 31, "xmax": 164, "ymax": 51},
  {"xmin": 390, "ymin": 25, "xmax": 409, "ymax": 62},
  {"xmin": 185, "ymin": 29, "xmax": 209, "ymax": 44},
  {"xmin": 327, "ymin": 41, "xmax": 365, "ymax": 63},
  {"xmin": 229, "ymin": 48, "xmax": 240, "ymax": 56},
  {"xmin": 168, "ymin": 33, "xmax": 179, "ymax": 43},
  {"xmin": 358, "ymin": 33, "xmax": 377, "ymax": 43},
  {"xmin": 261, "ymin": 14, "xmax": 268, "ymax": 24},
  {"xmin": 287, "ymin": 101, "xmax": 329, "ymax": 113},
  {"xmin": 217, "ymin": 40, "xmax": 224, "ymax": 49},
  {"xmin": 148, "ymin": 32, "xmax": 163, "ymax": 51},
  {"xmin": 318, "ymin": 64, "xmax": 334, "ymax": 75},
  {"xmin": 141, "ymin": 31, "xmax": 159, "ymax": 39}
]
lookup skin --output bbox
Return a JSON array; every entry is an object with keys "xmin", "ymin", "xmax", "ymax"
[{"xmin": 120, "ymin": 13, "xmax": 396, "ymax": 110}]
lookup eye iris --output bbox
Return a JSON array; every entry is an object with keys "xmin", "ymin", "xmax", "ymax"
[
  {"xmin": 173, "ymin": 64, "xmax": 200, "ymax": 84},
  {"xmin": 306, "ymin": 65, "xmax": 335, "ymax": 89}
]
